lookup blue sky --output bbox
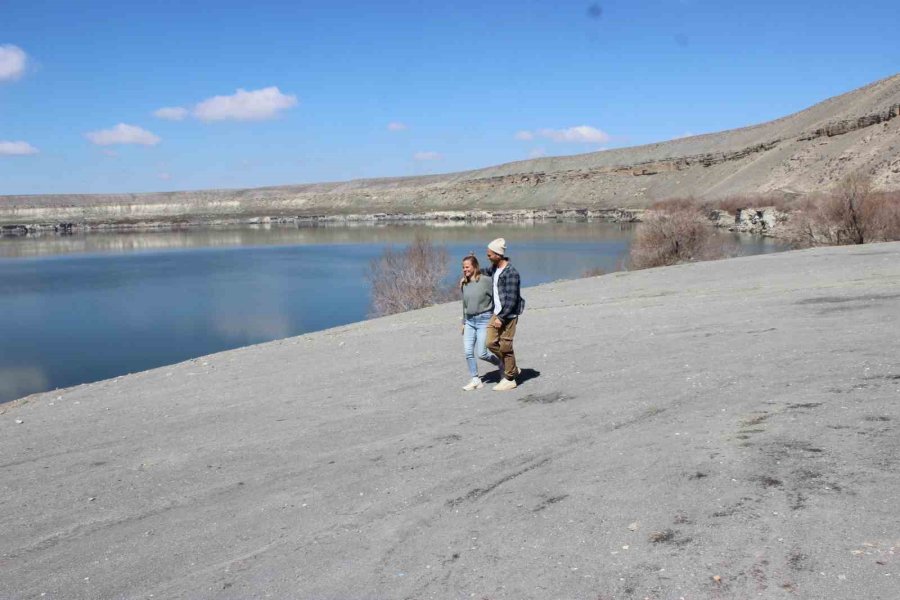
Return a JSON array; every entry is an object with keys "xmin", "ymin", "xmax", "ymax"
[{"xmin": 1, "ymin": 0, "xmax": 898, "ymax": 195}]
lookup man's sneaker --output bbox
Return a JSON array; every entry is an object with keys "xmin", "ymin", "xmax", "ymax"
[
  {"xmin": 492, "ymin": 378, "xmax": 518, "ymax": 391},
  {"xmin": 462, "ymin": 377, "xmax": 484, "ymax": 391}
]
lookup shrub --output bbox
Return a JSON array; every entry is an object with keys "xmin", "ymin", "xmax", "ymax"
[
  {"xmin": 826, "ymin": 171, "xmax": 873, "ymax": 244},
  {"xmin": 787, "ymin": 172, "xmax": 900, "ymax": 247},
  {"xmin": 649, "ymin": 197, "xmax": 700, "ymax": 212},
  {"xmin": 629, "ymin": 204, "xmax": 726, "ymax": 270},
  {"xmin": 863, "ymin": 192, "xmax": 900, "ymax": 242},
  {"xmin": 650, "ymin": 195, "xmax": 798, "ymax": 216},
  {"xmin": 367, "ymin": 235, "xmax": 454, "ymax": 316},
  {"xmin": 701, "ymin": 194, "xmax": 798, "ymax": 214}
]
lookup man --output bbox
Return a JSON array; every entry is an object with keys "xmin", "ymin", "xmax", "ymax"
[{"xmin": 483, "ymin": 237, "xmax": 524, "ymax": 391}]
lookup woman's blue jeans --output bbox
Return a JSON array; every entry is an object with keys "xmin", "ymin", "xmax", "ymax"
[{"xmin": 464, "ymin": 311, "xmax": 497, "ymax": 377}]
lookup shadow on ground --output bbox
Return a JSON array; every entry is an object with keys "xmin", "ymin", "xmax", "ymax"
[{"xmin": 482, "ymin": 368, "xmax": 541, "ymax": 384}]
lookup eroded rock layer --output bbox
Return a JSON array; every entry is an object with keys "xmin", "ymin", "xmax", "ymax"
[{"xmin": 2, "ymin": 75, "xmax": 899, "ymax": 227}]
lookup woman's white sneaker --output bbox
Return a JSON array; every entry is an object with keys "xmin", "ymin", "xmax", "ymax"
[{"xmin": 462, "ymin": 377, "xmax": 484, "ymax": 391}]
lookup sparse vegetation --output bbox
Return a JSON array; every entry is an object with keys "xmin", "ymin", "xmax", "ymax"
[
  {"xmin": 788, "ymin": 172, "xmax": 900, "ymax": 247},
  {"xmin": 649, "ymin": 197, "xmax": 701, "ymax": 212},
  {"xmin": 628, "ymin": 174, "xmax": 899, "ymax": 271},
  {"xmin": 700, "ymin": 194, "xmax": 798, "ymax": 214},
  {"xmin": 582, "ymin": 266, "xmax": 607, "ymax": 277},
  {"xmin": 366, "ymin": 235, "xmax": 455, "ymax": 316},
  {"xmin": 629, "ymin": 202, "xmax": 729, "ymax": 270}
]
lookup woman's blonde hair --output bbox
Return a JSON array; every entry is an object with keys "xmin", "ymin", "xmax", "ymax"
[{"xmin": 462, "ymin": 254, "xmax": 481, "ymax": 286}]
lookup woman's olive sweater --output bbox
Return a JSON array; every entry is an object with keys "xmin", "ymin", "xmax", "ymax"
[{"xmin": 461, "ymin": 275, "xmax": 494, "ymax": 318}]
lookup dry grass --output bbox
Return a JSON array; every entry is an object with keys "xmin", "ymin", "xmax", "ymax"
[
  {"xmin": 787, "ymin": 173, "xmax": 900, "ymax": 247},
  {"xmin": 367, "ymin": 235, "xmax": 455, "ymax": 316},
  {"xmin": 649, "ymin": 197, "xmax": 700, "ymax": 212},
  {"xmin": 701, "ymin": 194, "xmax": 798, "ymax": 214},
  {"xmin": 653, "ymin": 195, "xmax": 798, "ymax": 215},
  {"xmin": 629, "ymin": 203, "xmax": 728, "ymax": 270}
]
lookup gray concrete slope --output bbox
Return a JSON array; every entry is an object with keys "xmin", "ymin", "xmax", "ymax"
[{"xmin": 2, "ymin": 243, "xmax": 899, "ymax": 600}]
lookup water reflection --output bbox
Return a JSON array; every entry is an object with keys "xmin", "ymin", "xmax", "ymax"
[
  {"xmin": 212, "ymin": 314, "xmax": 295, "ymax": 344},
  {"xmin": 0, "ymin": 221, "xmax": 635, "ymax": 259},
  {"xmin": 0, "ymin": 222, "xmax": 786, "ymax": 404},
  {"xmin": 0, "ymin": 366, "xmax": 49, "ymax": 402}
]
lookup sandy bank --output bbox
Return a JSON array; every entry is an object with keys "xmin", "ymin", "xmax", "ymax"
[{"xmin": 2, "ymin": 242, "xmax": 899, "ymax": 599}]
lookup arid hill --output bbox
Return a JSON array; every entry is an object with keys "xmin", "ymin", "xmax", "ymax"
[{"xmin": 2, "ymin": 74, "xmax": 899, "ymax": 226}]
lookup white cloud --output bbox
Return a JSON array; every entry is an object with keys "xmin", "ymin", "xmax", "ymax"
[
  {"xmin": 413, "ymin": 151, "xmax": 442, "ymax": 161},
  {"xmin": 388, "ymin": 121, "xmax": 408, "ymax": 131},
  {"xmin": 537, "ymin": 125, "xmax": 610, "ymax": 143},
  {"xmin": 517, "ymin": 125, "xmax": 610, "ymax": 144},
  {"xmin": 193, "ymin": 86, "xmax": 297, "ymax": 122},
  {"xmin": 85, "ymin": 123, "xmax": 161, "ymax": 146},
  {"xmin": 154, "ymin": 106, "xmax": 189, "ymax": 121},
  {"xmin": 0, "ymin": 140, "xmax": 39, "ymax": 155},
  {"xmin": 0, "ymin": 45, "xmax": 27, "ymax": 81}
]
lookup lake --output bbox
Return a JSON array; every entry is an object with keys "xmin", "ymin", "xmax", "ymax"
[{"xmin": 0, "ymin": 222, "xmax": 786, "ymax": 403}]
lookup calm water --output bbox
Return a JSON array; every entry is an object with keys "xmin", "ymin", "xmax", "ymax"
[{"xmin": 0, "ymin": 222, "xmax": 785, "ymax": 403}]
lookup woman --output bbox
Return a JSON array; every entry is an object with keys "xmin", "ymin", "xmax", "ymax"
[{"xmin": 460, "ymin": 254, "xmax": 498, "ymax": 390}]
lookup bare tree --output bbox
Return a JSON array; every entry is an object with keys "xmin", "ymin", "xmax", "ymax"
[
  {"xmin": 629, "ymin": 205, "xmax": 726, "ymax": 270},
  {"xmin": 828, "ymin": 170, "xmax": 871, "ymax": 244},
  {"xmin": 871, "ymin": 190, "xmax": 900, "ymax": 241},
  {"xmin": 367, "ymin": 235, "xmax": 454, "ymax": 317},
  {"xmin": 787, "ymin": 172, "xmax": 900, "ymax": 247}
]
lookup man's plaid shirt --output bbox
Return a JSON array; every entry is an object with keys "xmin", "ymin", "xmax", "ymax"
[{"xmin": 483, "ymin": 263, "xmax": 523, "ymax": 321}]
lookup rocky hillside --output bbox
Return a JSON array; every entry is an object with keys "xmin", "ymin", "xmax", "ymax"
[{"xmin": 2, "ymin": 74, "xmax": 899, "ymax": 226}]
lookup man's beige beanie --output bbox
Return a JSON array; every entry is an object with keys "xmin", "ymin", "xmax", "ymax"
[{"xmin": 487, "ymin": 237, "xmax": 506, "ymax": 256}]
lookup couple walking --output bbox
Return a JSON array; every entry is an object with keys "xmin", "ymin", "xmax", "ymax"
[{"xmin": 460, "ymin": 237, "xmax": 525, "ymax": 392}]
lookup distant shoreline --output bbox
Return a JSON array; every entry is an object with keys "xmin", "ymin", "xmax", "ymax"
[
  {"xmin": 2, "ymin": 75, "xmax": 897, "ymax": 238},
  {"xmin": 0, "ymin": 205, "xmax": 789, "ymax": 239},
  {"xmin": 0, "ymin": 207, "xmax": 646, "ymax": 237}
]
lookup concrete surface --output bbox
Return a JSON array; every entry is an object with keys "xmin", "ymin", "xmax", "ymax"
[{"xmin": 1, "ymin": 242, "xmax": 899, "ymax": 599}]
